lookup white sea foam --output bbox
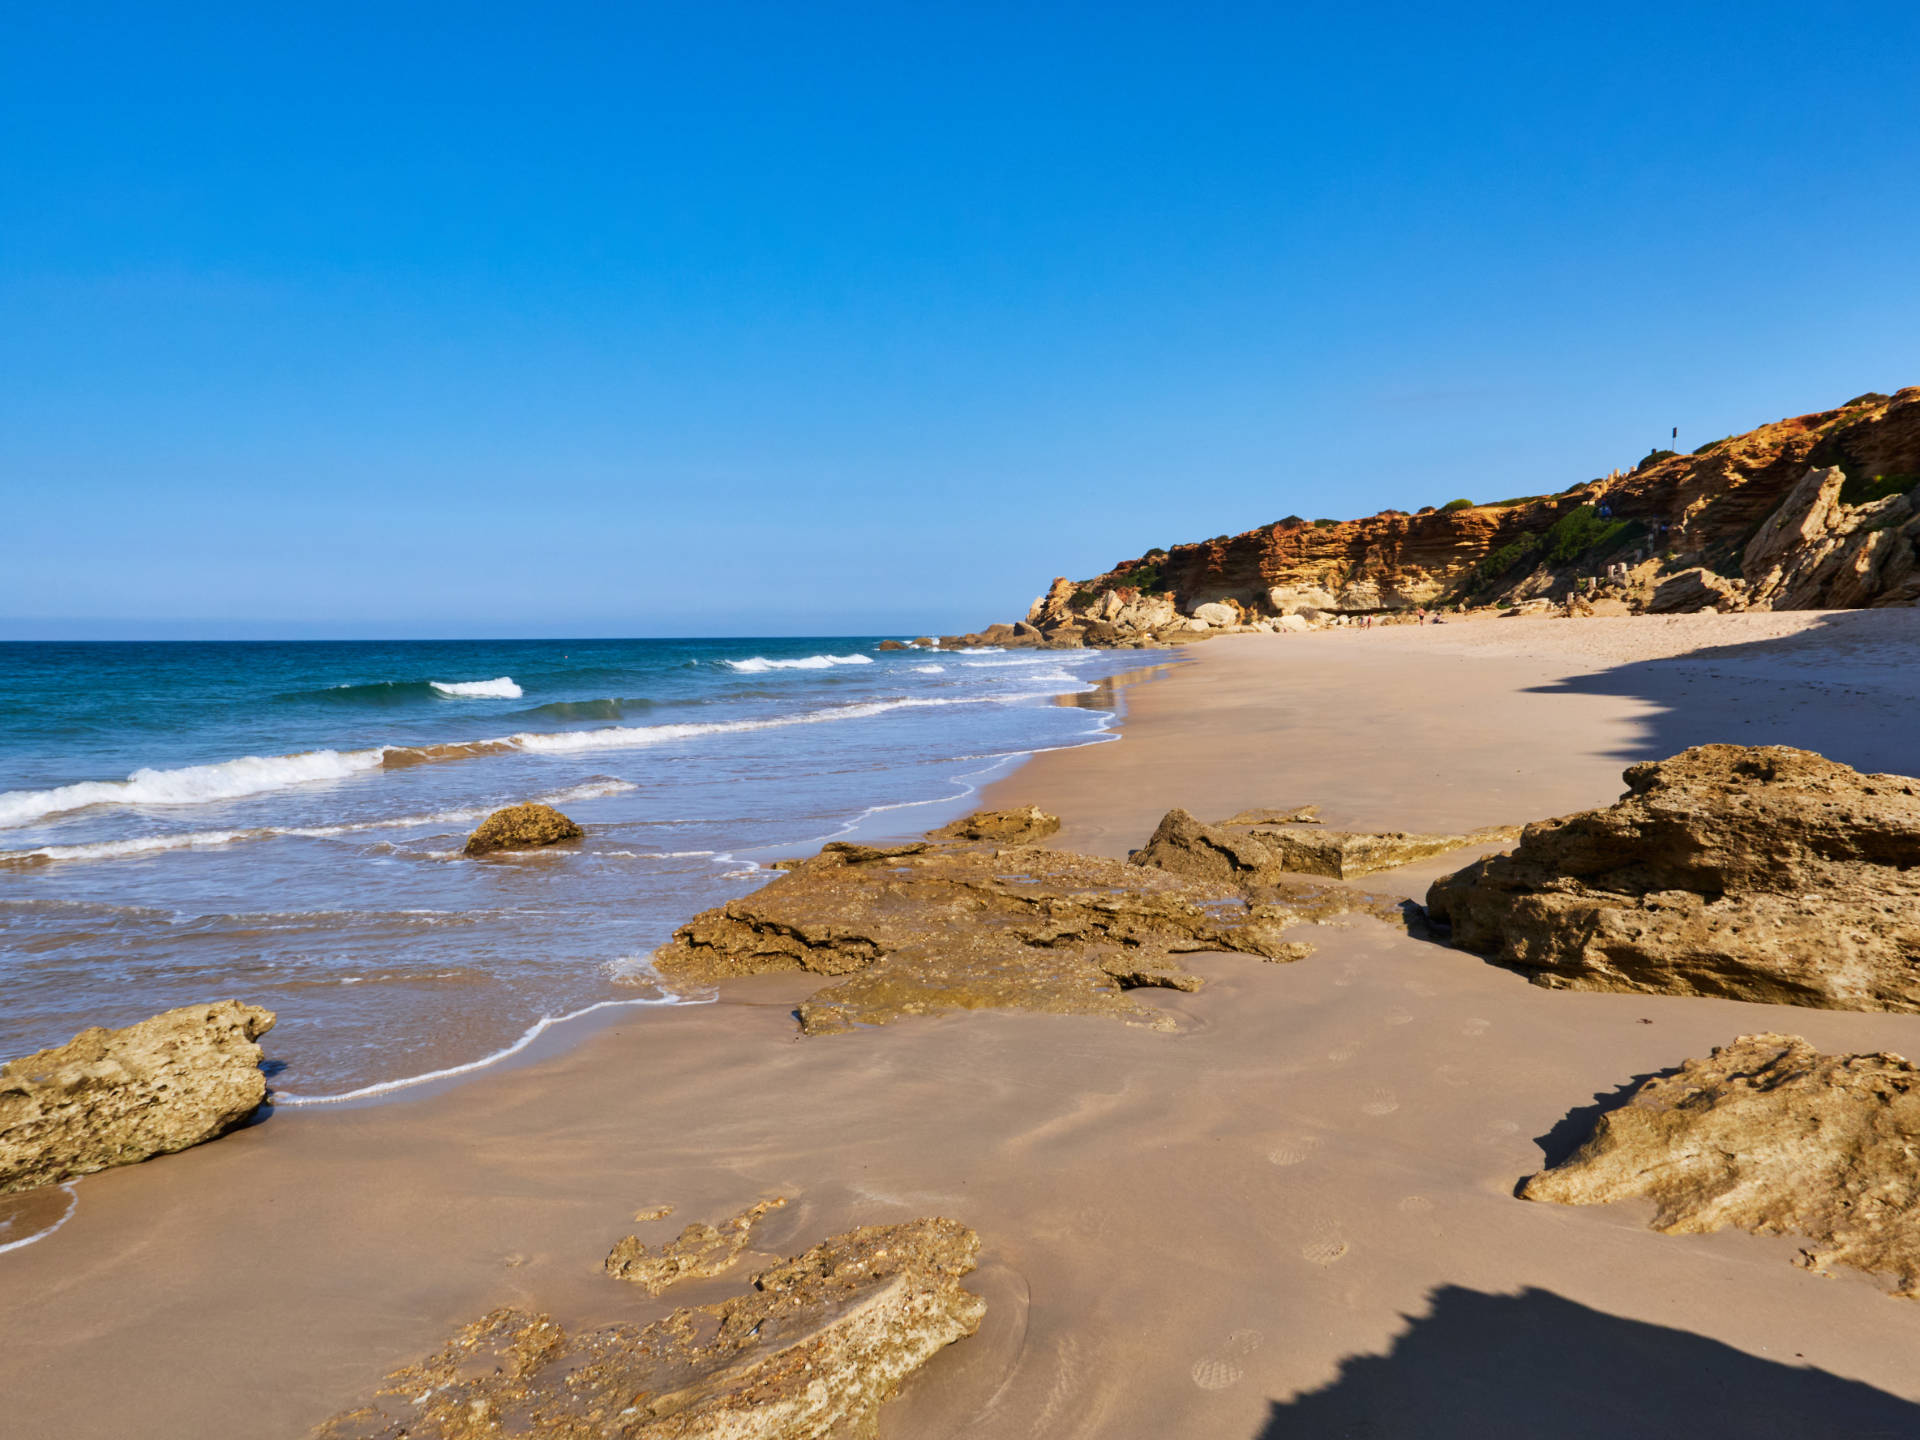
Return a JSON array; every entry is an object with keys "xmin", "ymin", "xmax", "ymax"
[
  {"xmin": 272, "ymin": 994, "xmax": 704, "ymax": 1106},
  {"xmin": 0, "ymin": 748, "xmax": 387, "ymax": 830},
  {"xmin": 0, "ymin": 1184, "xmax": 79, "ymax": 1257},
  {"xmin": 912, "ymin": 664, "xmax": 946, "ymax": 673},
  {"xmin": 430, "ymin": 677, "xmax": 523, "ymax": 698},
  {"xmin": 723, "ymin": 653, "xmax": 873, "ymax": 673}
]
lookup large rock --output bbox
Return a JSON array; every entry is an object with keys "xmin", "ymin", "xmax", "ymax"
[
  {"xmin": 649, "ymin": 817, "xmax": 1318, "ymax": 1035},
  {"xmin": 464, "ymin": 802, "xmax": 585, "ymax": 857},
  {"xmin": 1426, "ymin": 745, "xmax": 1920, "ymax": 1010},
  {"xmin": 927, "ymin": 805, "xmax": 1061, "ymax": 844},
  {"xmin": 1188, "ymin": 601, "xmax": 1238, "ymax": 628},
  {"xmin": 315, "ymin": 1218, "xmax": 986, "ymax": 1439},
  {"xmin": 1647, "ymin": 567, "xmax": 1748, "ymax": 613},
  {"xmin": 1523, "ymin": 1034, "xmax": 1920, "ymax": 1297},
  {"xmin": 1, "ymin": 1001, "xmax": 275, "ymax": 1194}
]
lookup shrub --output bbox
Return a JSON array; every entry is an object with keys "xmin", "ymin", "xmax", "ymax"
[
  {"xmin": 1312, "ymin": 518, "xmax": 1340, "ymax": 529},
  {"xmin": 1692, "ymin": 435, "xmax": 1734, "ymax": 455},
  {"xmin": 1126, "ymin": 559, "xmax": 1170, "ymax": 594},
  {"xmin": 1488, "ymin": 494, "xmax": 1546, "ymax": 507},
  {"xmin": 1440, "ymin": 497, "xmax": 1474, "ymax": 512},
  {"xmin": 1543, "ymin": 505, "xmax": 1636, "ymax": 566},
  {"xmin": 1470, "ymin": 533, "xmax": 1542, "ymax": 587},
  {"xmin": 1638, "ymin": 448, "xmax": 1679, "ymax": 470},
  {"xmin": 1840, "ymin": 471, "xmax": 1918, "ymax": 507}
]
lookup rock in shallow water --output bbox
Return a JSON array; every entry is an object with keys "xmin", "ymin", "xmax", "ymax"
[
  {"xmin": 314, "ymin": 1217, "xmax": 986, "ymax": 1439},
  {"xmin": 1523, "ymin": 1033, "xmax": 1920, "ymax": 1296},
  {"xmin": 464, "ymin": 802, "xmax": 585, "ymax": 857},
  {"xmin": 1426, "ymin": 745, "xmax": 1920, "ymax": 1010},
  {"xmin": 0, "ymin": 1001, "xmax": 274, "ymax": 1195}
]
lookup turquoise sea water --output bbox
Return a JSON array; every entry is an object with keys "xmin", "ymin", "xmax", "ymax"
[{"xmin": 0, "ymin": 637, "xmax": 1143, "ymax": 1097}]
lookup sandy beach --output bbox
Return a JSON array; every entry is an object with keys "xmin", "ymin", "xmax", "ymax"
[{"xmin": 5, "ymin": 608, "xmax": 1920, "ymax": 1439}]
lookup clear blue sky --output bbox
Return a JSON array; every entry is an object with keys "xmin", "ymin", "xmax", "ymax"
[{"xmin": 4, "ymin": 3, "xmax": 1916, "ymax": 638}]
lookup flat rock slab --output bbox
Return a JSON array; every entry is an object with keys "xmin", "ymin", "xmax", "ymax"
[
  {"xmin": 1131, "ymin": 807, "xmax": 1510, "ymax": 885},
  {"xmin": 606, "ymin": 1197, "xmax": 788, "ymax": 1295},
  {"xmin": 1524, "ymin": 1033, "xmax": 1920, "ymax": 1297},
  {"xmin": 1427, "ymin": 744, "xmax": 1920, "ymax": 1010},
  {"xmin": 1, "ymin": 1001, "xmax": 274, "ymax": 1195},
  {"xmin": 649, "ymin": 812, "xmax": 1324, "ymax": 1035},
  {"xmin": 314, "ymin": 1217, "xmax": 986, "ymax": 1439}
]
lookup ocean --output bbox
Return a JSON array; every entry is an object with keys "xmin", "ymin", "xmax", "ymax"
[{"xmin": 0, "ymin": 637, "xmax": 1149, "ymax": 1100}]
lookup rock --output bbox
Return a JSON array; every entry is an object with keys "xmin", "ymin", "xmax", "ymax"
[
  {"xmin": 1013, "ymin": 620, "xmax": 1044, "ymax": 641},
  {"xmin": 1648, "ymin": 567, "xmax": 1747, "ymax": 613},
  {"xmin": 606, "ymin": 1197, "xmax": 788, "ymax": 1295},
  {"xmin": 876, "ymin": 639, "xmax": 908, "ymax": 651},
  {"xmin": 1133, "ymin": 808, "xmax": 1513, "ymax": 883},
  {"xmin": 464, "ymin": 802, "xmax": 585, "ymax": 857},
  {"xmin": 1522, "ymin": 1034, "xmax": 1920, "ymax": 1297},
  {"xmin": 927, "ymin": 805, "xmax": 1061, "ymax": 844},
  {"xmin": 979, "ymin": 623, "xmax": 1017, "ymax": 644},
  {"xmin": 1189, "ymin": 601, "xmax": 1238, "ymax": 628},
  {"xmin": 649, "ymin": 815, "xmax": 1319, "ymax": 1035},
  {"xmin": 1, "ymin": 1001, "xmax": 275, "ymax": 1195},
  {"xmin": 1426, "ymin": 745, "xmax": 1920, "ymax": 1010},
  {"xmin": 1223, "ymin": 806, "xmax": 1322, "ymax": 826},
  {"xmin": 1272, "ymin": 613, "xmax": 1314, "ymax": 632},
  {"xmin": 314, "ymin": 1218, "xmax": 986, "ymax": 1440}
]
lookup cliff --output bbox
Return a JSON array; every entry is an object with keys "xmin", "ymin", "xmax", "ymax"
[{"xmin": 954, "ymin": 387, "xmax": 1920, "ymax": 647}]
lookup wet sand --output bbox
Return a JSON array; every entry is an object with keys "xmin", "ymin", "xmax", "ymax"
[{"xmin": 5, "ymin": 609, "xmax": 1920, "ymax": 1438}]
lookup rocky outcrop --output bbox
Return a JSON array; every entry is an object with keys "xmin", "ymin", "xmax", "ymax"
[
  {"xmin": 1427, "ymin": 745, "xmax": 1920, "ymax": 1010},
  {"xmin": 464, "ymin": 802, "xmax": 585, "ymax": 856},
  {"xmin": 1133, "ymin": 807, "xmax": 1516, "ymax": 883},
  {"xmin": 1, "ymin": 1002, "xmax": 275, "ymax": 1194},
  {"xmin": 1523, "ymin": 1034, "xmax": 1920, "ymax": 1297},
  {"xmin": 927, "ymin": 805, "xmax": 1061, "ymax": 844},
  {"xmin": 314, "ymin": 1218, "xmax": 986, "ymax": 1439},
  {"xmin": 606, "ymin": 1197, "xmax": 788, "ymax": 1295},
  {"xmin": 966, "ymin": 387, "xmax": 1919, "ymax": 642},
  {"xmin": 647, "ymin": 813, "xmax": 1336, "ymax": 1034}
]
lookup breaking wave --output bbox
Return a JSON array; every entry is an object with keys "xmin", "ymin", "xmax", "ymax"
[
  {"xmin": 0, "ymin": 749, "xmax": 387, "ymax": 829},
  {"xmin": 722, "ymin": 653, "xmax": 873, "ymax": 673},
  {"xmin": 431, "ymin": 677, "xmax": 522, "ymax": 699}
]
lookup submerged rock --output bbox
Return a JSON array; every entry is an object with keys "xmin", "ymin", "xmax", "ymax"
[
  {"xmin": 1133, "ymin": 807, "xmax": 1514, "ymax": 883},
  {"xmin": 649, "ymin": 814, "xmax": 1321, "ymax": 1034},
  {"xmin": 927, "ymin": 805, "xmax": 1061, "ymax": 844},
  {"xmin": 464, "ymin": 802, "xmax": 585, "ymax": 857},
  {"xmin": 314, "ymin": 1217, "xmax": 986, "ymax": 1439},
  {"xmin": 606, "ymin": 1197, "xmax": 788, "ymax": 1295},
  {"xmin": 1426, "ymin": 745, "xmax": 1920, "ymax": 1010},
  {"xmin": 0, "ymin": 1001, "xmax": 275, "ymax": 1195},
  {"xmin": 1523, "ymin": 1034, "xmax": 1920, "ymax": 1296}
]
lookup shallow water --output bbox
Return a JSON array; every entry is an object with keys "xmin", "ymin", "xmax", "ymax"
[{"xmin": 0, "ymin": 638, "xmax": 1146, "ymax": 1095}]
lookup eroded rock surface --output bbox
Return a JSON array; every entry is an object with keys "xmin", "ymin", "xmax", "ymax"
[
  {"xmin": 928, "ymin": 805, "xmax": 1060, "ymax": 844},
  {"xmin": 465, "ymin": 802, "xmax": 585, "ymax": 857},
  {"xmin": 1, "ymin": 1001, "xmax": 275, "ymax": 1195},
  {"xmin": 607, "ymin": 1198, "xmax": 788, "ymax": 1295},
  {"xmin": 648, "ymin": 809, "xmax": 1320, "ymax": 1034},
  {"xmin": 315, "ymin": 1218, "xmax": 986, "ymax": 1439},
  {"xmin": 1427, "ymin": 745, "xmax": 1920, "ymax": 1010},
  {"xmin": 1523, "ymin": 1034, "xmax": 1920, "ymax": 1296},
  {"xmin": 1134, "ymin": 807, "xmax": 1514, "ymax": 882}
]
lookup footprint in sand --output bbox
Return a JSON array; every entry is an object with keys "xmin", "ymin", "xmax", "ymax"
[
  {"xmin": 1462, "ymin": 1017, "xmax": 1492, "ymax": 1038},
  {"xmin": 1404, "ymin": 980, "xmax": 1438, "ymax": 997},
  {"xmin": 1300, "ymin": 1225, "xmax": 1351, "ymax": 1266},
  {"xmin": 1384, "ymin": 1007, "xmax": 1414, "ymax": 1026},
  {"xmin": 1398, "ymin": 1195, "xmax": 1434, "ymax": 1215},
  {"xmin": 1434, "ymin": 1064, "xmax": 1471, "ymax": 1087},
  {"xmin": 1361, "ymin": 1088, "xmax": 1400, "ymax": 1116},
  {"xmin": 1267, "ymin": 1134, "xmax": 1321, "ymax": 1167},
  {"xmin": 1191, "ymin": 1331, "xmax": 1264, "ymax": 1390},
  {"xmin": 1327, "ymin": 1042, "xmax": 1361, "ymax": 1063},
  {"xmin": 1331, "ymin": 967, "xmax": 1359, "ymax": 988}
]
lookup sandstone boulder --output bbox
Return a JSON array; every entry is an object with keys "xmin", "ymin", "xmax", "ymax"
[
  {"xmin": 1189, "ymin": 601, "xmax": 1238, "ymax": 628},
  {"xmin": 876, "ymin": 639, "xmax": 908, "ymax": 651},
  {"xmin": 927, "ymin": 805, "xmax": 1061, "ymax": 844},
  {"xmin": 606, "ymin": 1197, "xmax": 787, "ymax": 1295},
  {"xmin": 1647, "ymin": 567, "xmax": 1747, "ymax": 614},
  {"xmin": 464, "ymin": 802, "xmax": 585, "ymax": 857},
  {"xmin": 315, "ymin": 1218, "xmax": 986, "ymax": 1439},
  {"xmin": 1133, "ymin": 808, "xmax": 1513, "ymax": 883},
  {"xmin": 1523, "ymin": 1034, "xmax": 1920, "ymax": 1296},
  {"xmin": 1, "ymin": 1001, "xmax": 275, "ymax": 1194},
  {"xmin": 1426, "ymin": 745, "xmax": 1920, "ymax": 1010}
]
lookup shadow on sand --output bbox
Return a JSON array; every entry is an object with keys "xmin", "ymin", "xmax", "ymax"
[
  {"xmin": 1521, "ymin": 609, "xmax": 1918, "ymax": 775},
  {"xmin": 1256, "ymin": 1285, "xmax": 1920, "ymax": 1439}
]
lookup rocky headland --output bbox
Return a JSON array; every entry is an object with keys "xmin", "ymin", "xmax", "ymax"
[
  {"xmin": 1426, "ymin": 745, "xmax": 1920, "ymax": 1011},
  {"xmin": 1, "ymin": 1001, "xmax": 275, "ymax": 1195},
  {"xmin": 315, "ymin": 1217, "xmax": 987, "ymax": 1439},
  {"xmin": 1523, "ymin": 1033, "xmax": 1920, "ymax": 1297},
  {"xmin": 924, "ymin": 386, "xmax": 1919, "ymax": 649}
]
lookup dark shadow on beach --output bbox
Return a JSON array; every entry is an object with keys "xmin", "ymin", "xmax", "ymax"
[
  {"xmin": 1256, "ymin": 1285, "xmax": 1920, "ymax": 1439},
  {"xmin": 1521, "ymin": 609, "xmax": 1918, "ymax": 776},
  {"xmin": 1529, "ymin": 1069, "xmax": 1660, "ymax": 1169}
]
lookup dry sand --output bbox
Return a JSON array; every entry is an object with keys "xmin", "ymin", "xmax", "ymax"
[{"xmin": 4, "ymin": 608, "xmax": 1920, "ymax": 1439}]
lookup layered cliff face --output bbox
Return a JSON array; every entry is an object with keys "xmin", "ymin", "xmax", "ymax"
[{"xmin": 1006, "ymin": 387, "xmax": 1919, "ymax": 641}]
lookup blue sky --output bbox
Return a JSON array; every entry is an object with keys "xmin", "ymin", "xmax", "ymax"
[{"xmin": 4, "ymin": 2, "xmax": 1916, "ymax": 638}]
